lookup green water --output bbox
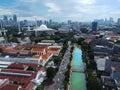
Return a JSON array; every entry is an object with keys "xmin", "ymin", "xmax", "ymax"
[{"xmin": 70, "ymin": 47, "xmax": 86, "ymax": 90}]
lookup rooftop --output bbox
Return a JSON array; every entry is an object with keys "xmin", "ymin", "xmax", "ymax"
[
  {"xmin": 33, "ymin": 24, "xmax": 55, "ymax": 31},
  {"xmin": 0, "ymin": 84, "xmax": 19, "ymax": 90}
]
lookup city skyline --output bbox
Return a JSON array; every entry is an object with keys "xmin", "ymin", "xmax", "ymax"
[{"xmin": 0, "ymin": 0, "xmax": 120, "ymax": 21}]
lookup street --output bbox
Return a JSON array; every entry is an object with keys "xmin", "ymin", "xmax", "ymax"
[{"xmin": 53, "ymin": 44, "xmax": 72, "ymax": 90}]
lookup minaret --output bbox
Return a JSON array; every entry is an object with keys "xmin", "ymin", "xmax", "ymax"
[
  {"xmin": 4, "ymin": 30, "xmax": 6, "ymax": 36},
  {"xmin": 35, "ymin": 18, "xmax": 38, "ymax": 37},
  {"xmin": 0, "ymin": 20, "xmax": 2, "ymax": 36},
  {"xmin": 18, "ymin": 21, "xmax": 22, "ymax": 34},
  {"xmin": 28, "ymin": 26, "xmax": 30, "ymax": 31},
  {"xmin": 2, "ymin": 28, "xmax": 7, "ymax": 45},
  {"xmin": 35, "ymin": 18, "xmax": 38, "ymax": 28},
  {"xmin": 0, "ymin": 31, "xmax": 2, "ymax": 36}
]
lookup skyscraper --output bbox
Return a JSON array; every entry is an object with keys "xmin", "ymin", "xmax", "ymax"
[
  {"xmin": 49, "ymin": 19, "xmax": 52, "ymax": 25},
  {"xmin": 0, "ymin": 20, "xmax": 3, "ymax": 29},
  {"xmin": 92, "ymin": 22, "xmax": 97, "ymax": 31},
  {"xmin": 8, "ymin": 18, "xmax": 13, "ymax": 26},
  {"xmin": 23, "ymin": 20, "xmax": 28, "ymax": 26},
  {"xmin": 68, "ymin": 20, "xmax": 72, "ymax": 25},
  {"xmin": 37, "ymin": 20, "xmax": 42, "ymax": 26},
  {"xmin": 117, "ymin": 18, "xmax": 120, "ymax": 26},
  {"xmin": 13, "ymin": 14, "xmax": 17, "ymax": 26},
  {"xmin": 3, "ymin": 15, "xmax": 8, "ymax": 27},
  {"xmin": 109, "ymin": 17, "xmax": 113, "ymax": 22},
  {"xmin": 3, "ymin": 15, "xmax": 8, "ymax": 21}
]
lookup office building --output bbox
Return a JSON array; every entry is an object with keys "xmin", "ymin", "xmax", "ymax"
[
  {"xmin": 92, "ymin": 22, "xmax": 98, "ymax": 31},
  {"xmin": 13, "ymin": 14, "xmax": 17, "ymax": 26}
]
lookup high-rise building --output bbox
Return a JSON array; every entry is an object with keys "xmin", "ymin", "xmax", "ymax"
[
  {"xmin": 8, "ymin": 18, "xmax": 13, "ymax": 26},
  {"xmin": 109, "ymin": 17, "xmax": 113, "ymax": 22},
  {"xmin": 49, "ymin": 19, "xmax": 52, "ymax": 25},
  {"xmin": 117, "ymin": 18, "xmax": 120, "ymax": 26},
  {"xmin": 3, "ymin": 15, "xmax": 8, "ymax": 27},
  {"xmin": 0, "ymin": 20, "xmax": 3, "ymax": 29},
  {"xmin": 68, "ymin": 20, "xmax": 72, "ymax": 25},
  {"xmin": 92, "ymin": 22, "xmax": 97, "ymax": 31},
  {"xmin": 3, "ymin": 16, "xmax": 7, "ymax": 21},
  {"xmin": 37, "ymin": 20, "xmax": 42, "ymax": 26},
  {"xmin": 24, "ymin": 20, "xmax": 28, "ymax": 26},
  {"xmin": 13, "ymin": 14, "xmax": 17, "ymax": 26},
  {"xmin": 44, "ymin": 20, "xmax": 49, "ymax": 25},
  {"xmin": 109, "ymin": 17, "xmax": 114, "ymax": 24}
]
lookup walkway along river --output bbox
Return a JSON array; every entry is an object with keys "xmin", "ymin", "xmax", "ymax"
[{"xmin": 70, "ymin": 46, "xmax": 86, "ymax": 90}]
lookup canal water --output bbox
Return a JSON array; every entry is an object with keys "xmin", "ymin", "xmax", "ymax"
[{"xmin": 70, "ymin": 47, "xmax": 86, "ymax": 90}]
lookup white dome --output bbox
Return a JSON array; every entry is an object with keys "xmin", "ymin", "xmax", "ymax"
[{"xmin": 39, "ymin": 24, "xmax": 48, "ymax": 30}]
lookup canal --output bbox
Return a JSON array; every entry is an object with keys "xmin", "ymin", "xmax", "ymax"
[{"xmin": 70, "ymin": 47, "xmax": 86, "ymax": 90}]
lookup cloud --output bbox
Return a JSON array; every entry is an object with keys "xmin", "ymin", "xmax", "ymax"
[
  {"xmin": 61, "ymin": 3, "xmax": 113, "ymax": 21},
  {"xmin": 19, "ymin": 0, "xmax": 38, "ymax": 3},
  {"xmin": 0, "ymin": 0, "xmax": 120, "ymax": 21},
  {"xmin": 45, "ymin": 2, "xmax": 61, "ymax": 13},
  {"xmin": 74, "ymin": 5, "xmax": 111, "ymax": 14},
  {"xmin": 15, "ymin": 4, "xmax": 31, "ymax": 11},
  {"xmin": 0, "ymin": 8, "xmax": 14, "ymax": 16},
  {"xmin": 74, "ymin": 0, "xmax": 96, "ymax": 5},
  {"xmin": 18, "ymin": 16, "xmax": 47, "ymax": 21}
]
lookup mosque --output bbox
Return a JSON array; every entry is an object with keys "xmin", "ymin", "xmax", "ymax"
[{"xmin": 26, "ymin": 24, "xmax": 56, "ymax": 36}]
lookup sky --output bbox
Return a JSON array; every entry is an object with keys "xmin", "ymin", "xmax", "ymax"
[{"xmin": 0, "ymin": 0, "xmax": 120, "ymax": 22}]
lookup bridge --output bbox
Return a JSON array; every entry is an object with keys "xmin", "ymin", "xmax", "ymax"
[{"xmin": 72, "ymin": 68, "xmax": 84, "ymax": 73}]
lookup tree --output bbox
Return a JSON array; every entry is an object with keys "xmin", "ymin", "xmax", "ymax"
[
  {"xmin": 27, "ymin": 66, "xmax": 36, "ymax": 71},
  {"xmin": 13, "ymin": 80, "xmax": 24, "ymax": 85},
  {"xmin": 53, "ymin": 56, "xmax": 61, "ymax": 65},
  {"xmin": 77, "ymin": 38, "xmax": 84, "ymax": 45},
  {"xmin": 46, "ymin": 67, "xmax": 56, "ymax": 78},
  {"xmin": 0, "ymin": 48, "xmax": 3, "ymax": 53},
  {"xmin": 80, "ymin": 28, "xmax": 89, "ymax": 33},
  {"xmin": 87, "ymin": 75, "xmax": 102, "ymax": 90},
  {"xmin": 30, "ymin": 36, "xmax": 35, "ymax": 42},
  {"xmin": 88, "ymin": 51, "xmax": 94, "ymax": 60},
  {"xmin": 81, "ymin": 42, "xmax": 89, "ymax": 51}
]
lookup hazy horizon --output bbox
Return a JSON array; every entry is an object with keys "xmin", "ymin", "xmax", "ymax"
[{"xmin": 0, "ymin": 0, "xmax": 120, "ymax": 22}]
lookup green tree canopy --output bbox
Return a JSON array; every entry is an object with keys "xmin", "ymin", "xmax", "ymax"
[{"xmin": 46, "ymin": 67, "xmax": 56, "ymax": 78}]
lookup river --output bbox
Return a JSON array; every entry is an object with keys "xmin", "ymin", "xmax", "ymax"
[{"xmin": 70, "ymin": 47, "xmax": 86, "ymax": 90}]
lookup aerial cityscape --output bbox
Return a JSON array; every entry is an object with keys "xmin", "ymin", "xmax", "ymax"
[{"xmin": 0, "ymin": 0, "xmax": 120, "ymax": 90}]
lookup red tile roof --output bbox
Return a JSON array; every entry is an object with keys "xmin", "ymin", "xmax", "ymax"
[
  {"xmin": 40, "ymin": 54, "xmax": 51, "ymax": 62},
  {"xmin": 31, "ymin": 48, "xmax": 44, "ymax": 52},
  {"xmin": 84, "ymin": 38, "xmax": 92, "ymax": 43},
  {"xmin": 32, "ymin": 55, "xmax": 41, "ymax": 58},
  {"xmin": 0, "ymin": 72, "xmax": 37, "ymax": 90},
  {"xmin": 23, "ymin": 44, "xmax": 48, "ymax": 48},
  {"xmin": 0, "ymin": 84, "xmax": 19, "ymax": 90},
  {"xmin": 47, "ymin": 48, "xmax": 60, "ymax": 55},
  {"xmin": 25, "ymin": 64, "xmax": 38, "ymax": 69},
  {"xmin": 8, "ymin": 63, "xmax": 28, "ymax": 70}
]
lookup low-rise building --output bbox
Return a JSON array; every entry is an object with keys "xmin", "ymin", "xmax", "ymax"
[
  {"xmin": 58, "ymin": 26, "xmax": 73, "ymax": 33},
  {"xmin": 0, "ymin": 63, "xmax": 46, "ymax": 90},
  {"xmin": 94, "ymin": 56, "xmax": 108, "ymax": 71},
  {"xmin": 0, "ymin": 43, "xmax": 62, "ymax": 66}
]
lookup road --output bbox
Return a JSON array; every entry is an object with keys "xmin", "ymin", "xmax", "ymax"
[{"xmin": 53, "ymin": 44, "xmax": 72, "ymax": 90}]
